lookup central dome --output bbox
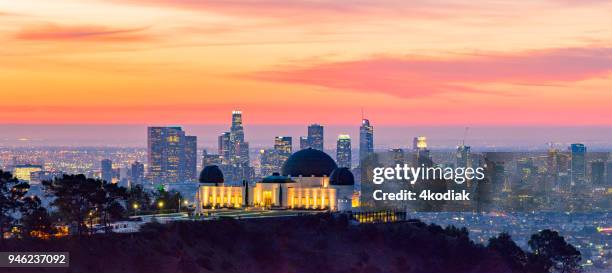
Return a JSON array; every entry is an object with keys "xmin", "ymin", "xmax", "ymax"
[{"xmin": 281, "ymin": 148, "xmax": 337, "ymax": 177}]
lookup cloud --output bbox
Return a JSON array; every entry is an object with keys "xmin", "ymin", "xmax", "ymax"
[
  {"xmin": 14, "ymin": 24, "xmax": 152, "ymax": 42},
  {"xmin": 248, "ymin": 47, "xmax": 612, "ymax": 98},
  {"xmin": 115, "ymin": 0, "xmax": 488, "ymax": 22}
]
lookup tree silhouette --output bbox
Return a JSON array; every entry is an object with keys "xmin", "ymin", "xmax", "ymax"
[
  {"xmin": 19, "ymin": 195, "xmax": 55, "ymax": 239},
  {"xmin": 0, "ymin": 170, "xmax": 29, "ymax": 242},
  {"xmin": 42, "ymin": 174, "xmax": 101, "ymax": 237},
  {"xmin": 92, "ymin": 181, "xmax": 127, "ymax": 233},
  {"xmin": 528, "ymin": 229, "xmax": 582, "ymax": 273},
  {"xmin": 126, "ymin": 184, "xmax": 152, "ymax": 214},
  {"xmin": 153, "ymin": 189, "xmax": 182, "ymax": 212},
  {"xmin": 488, "ymin": 232, "xmax": 528, "ymax": 272}
]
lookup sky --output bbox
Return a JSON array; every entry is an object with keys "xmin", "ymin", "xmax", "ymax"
[{"xmin": 2, "ymin": 1, "xmax": 612, "ymax": 147}]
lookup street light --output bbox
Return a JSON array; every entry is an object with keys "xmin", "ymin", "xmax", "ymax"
[
  {"xmin": 158, "ymin": 201, "xmax": 164, "ymax": 211},
  {"xmin": 132, "ymin": 203, "xmax": 139, "ymax": 216}
]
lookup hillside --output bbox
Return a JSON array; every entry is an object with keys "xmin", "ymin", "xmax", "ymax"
[{"xmin": 1, "ymin": 214, "xmax": 515, "ymax": 273}]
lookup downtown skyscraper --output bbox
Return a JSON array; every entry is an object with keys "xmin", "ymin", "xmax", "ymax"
[
  {"xmin": 147, "ymin": 126, "xmax": 197, "ymax": 183},
  {"xmin": 214, "ymin": 111, "xmax": 254, "ymax": 182},
  {"xmin": 570, "ymin": 143, "xmax": 586, "ymax": 185},
  {"xmin": 359, "ymin": 118, "xmax": 374, "ymax": 162},
  {"xmin": 101, "ymin": 159, "xmax": 113, "ymax": 183},
  {"xmin": 336, "ymin": 134, "xmax": 352, "ymax": 169},
  {"xmin": 305, "ymin": 124, "xmax": 324, "ymax": 151}
]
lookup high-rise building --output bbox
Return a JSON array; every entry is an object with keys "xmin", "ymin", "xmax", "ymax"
[
  {"xmin": 147, "ymin": 126, "xmax": 195, "ymax": 183},
  {"xmin": 218, "ymin": 132, "xmax": 231, "ymax": 163},
  {"xmin": 184, "ymin": 136, "xmax": 198, "ymax": 181},
  {"xmin": 130, "ymin": 161, "xmax": 145, "ymax": 185},
  {"xmin": 336, "ymin": 134, "xmax": 352, "ymax": 169},
  {"xmin": 230, "ymin": 110, "xmax": 244, "ymax": 143},
  {"xmin": 591, "ymin": 161, "xmax": 605, "ymax": 186},
  {"xmin": 570, "ymin": 143, "xmax": 586, "ymax": 185},
  {"xmin": 456, "ymin": 145, "xmax": 471, "ymax": 168},
  {"xmin": 259, "ymin": 149, "xmax": 277, "ymax": 177},
  {"xmin": 13, "ymin": 164, "xmax": 43, "ymax": 182},
  {"xmin": 202, "ymin": 149, "xmax": 223, "ymax": 167},
  {"xmin": 413, "ymin": 136, "xmax": 430, "ymax": 165},
  {"xmin": 274, "ymin": 136, "xmax": 292, "ymax": 165},
  {"xmin": 359, "ymin": 119, "xmax": 374, "ymax": 162},
  {"xmin": 215, "ymin": 111, "xmax": 254, "ymax": 183},
  {"xmin": 299, "ymin": 136, "xmax": 309, "ymax": 150},
  {"xmin": 307, "ymin": 124, "xmax": 324, "ymax": 151},
  {"xmin": 606, "ymin": 162, "xmax": 612, "ymax": 186},
  {"xmin": 101, "ymin": 159, "xmax": 113, "ymax": 183}
]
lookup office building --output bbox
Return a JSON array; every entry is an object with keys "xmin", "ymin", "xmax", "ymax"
[
  {"xmin": 359, "ymin": 119, "xmax": 374, "ymax": 162},
  {"xmin": 336, "ymin": 134, "xmax": 352, "ymax": 169},
  {"xmin": 101, "ymin": 159, "xmax": 113, "ymax": 183}
]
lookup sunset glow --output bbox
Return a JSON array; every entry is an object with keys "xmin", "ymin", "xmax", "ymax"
[{"xmin": 2, "ymin": 0, "xmax": 612, "ymax": 125}]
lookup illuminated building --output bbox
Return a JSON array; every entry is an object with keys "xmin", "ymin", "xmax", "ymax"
[
  {"xmin": 184, "ymin": 136, "xmax": 198, "ymax": 181},
  {"xmin": 359, "ymin": 118, "xmax": 374, "ymax": 162},
  {"xmin": 218, "ymin": 132, "xmax": 231, "ymax": 163},
  {"xmin": 147, "ymin": 126, "xmax": 197, "ymax": 183},
  {"xmin": 195, "ymin": 165, "xmax": 244, "ymax": 212},
  {"xmin": 307, "ymin": 124, "xmax": 324, "ymax": 151},
  {"xmin": 413, "ymin": 136, "xmax": 431, "ymax": 166},
  {"xmin": 591, "ymin": 161, "xmax": 605, "ymax": 185},
  {"xmin": 299, "ymin": 136, "xmax": 309, "ymax": 150},
  {"xmin": 456, "ymin": 145, "xmax": 471, "ymax": 168},
  {"xmin": 130, "ymin": 161, "xmax": 144, "ymax": 185},
  {"xmin": 414, "ymin": 136, "xmax": 427, "ymax": 150},
  {"xmin": 336, "ymin": 134, "xmax": 352, "ymax": 169},
  {"xmin": 101, "ymin": 159, "xmax": 113, "ymax": 183},
  {"xmin": 13, "ymin": 164, "xmax": 43, "ymax": 182},
  {"xmin": 274, "ymin": 136, "xmax": 292, "ymax": 165},
  {"xmin": 195, "ymin": 148, "xmax": 356, "ymax": 212},
  {"xmin": 570, "ymin": 143, "xmax": 586, "ymax": 185}
]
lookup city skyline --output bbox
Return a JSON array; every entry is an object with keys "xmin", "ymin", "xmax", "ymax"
[{"xmin": 2, "ymin": 1, "xmax": 612, "ymax": 126}]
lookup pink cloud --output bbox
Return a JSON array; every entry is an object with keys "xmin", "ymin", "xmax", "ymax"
[
  {"xmin": 15, "ymin": 24, "xmax": 151, "ymax": 42},
  {"xmin": 116, "ymin": 0, "xmax": 479, "ymax": 22},
  {"xmin": 249, "ymin": 47, "xmax": 612, "ymax": 98}
]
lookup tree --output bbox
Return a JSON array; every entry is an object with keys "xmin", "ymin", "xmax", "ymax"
[
  {"xmin": 153, "ymin": 189, "xmax": 182, "ymax": 212},
  {"xmin": 528, "ymin": 229, "xmax": 582, "ymax": 273},
  {"xmin": 126, "ymin": 184, "xmax": 152, "ymax": 214},
  {"xmin": 92, "ymin": 181, "xmax": 127, "ymax": 233},
  {"xmin": 488, "ymin": 233, "xmax": 527, "ymax": 272},
  {"xmin": 42, "ymin": 174, "xmax": 100, "ymax": 237},
  {"xmin": 0, "ymin": 170, "xmax": 29, "ymax": 242},
  {"xmin": 19, "ymin": 196, "xmax": 55, "ymax": 239}
]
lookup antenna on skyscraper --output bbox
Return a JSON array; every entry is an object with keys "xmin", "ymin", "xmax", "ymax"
[
  {"xmin": 361, "ymin": 107, "xmax": 364, "ymax": 120},
  {"xmin": 462, "ymin": 127, "xmax": 469, "ymax": 146}
]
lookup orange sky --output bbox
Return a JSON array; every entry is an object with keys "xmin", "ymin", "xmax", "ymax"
[{"xmin": 2, "ymin": 0, "xmax": 612, "ymax": 126}]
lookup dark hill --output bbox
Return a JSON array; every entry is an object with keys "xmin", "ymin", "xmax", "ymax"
[{"xmin": 1, "ymin": 214, "xmax": 514, "ymax": 273}]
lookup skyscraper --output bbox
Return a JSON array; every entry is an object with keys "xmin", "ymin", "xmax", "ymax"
[
  {"xmin": 413, "ymin": 136, "xmax": 430, "ymax": 166},
  {"xmin": 456, "ymin": 145, "xmax": 471, "ymax": 168},
  {"xmin": 359, "ymin": 119, "xmax": 374, "ymax": 162},
  {"xmin": 299, "ymin": 136, "xmax": 309, "ymax": 150},
  {"xmin": 218, "ymin": 132, "xmax": 231, "ymax": 163},
  {"xmin": 570, "ymin": 143, "xmax": 586, "ymax": 185},
  {"xmin": 184, "ymin": 135, "xmax": 198, "ymax": 181},
  {"xmin": 307, "ymin": 124, "xmax": 324, "ymax": 151},
  {"xmin": 274, "ymin": 136, "xmax": 293, "ymax": 157},
  {"xmin": 606, "ymin": 162, "xmax": 612, "ymax": 186},
  {"xmin": 147, "ymin": 126, "xmax": 195, "ymax": 183},
  {"xmin": 130, "ymin": 161, "xmax": 144, "ymax": 185},
  {"xmin": 336, "ymin": 134, "xmax": 352, "ymax": 169},
  {"xmin": 591, "ymin": 161, "xmax": 605, "ymax": 186},
  {"xmin": 101, "ymin": 159, "xmax": 113, "ymax": 183},
  {"xmin": 230, "ymin": 110, "xmax": 244, "ymax": 143},
  {"xmin": 216, "ymin": 110, "xmax": 254, "ymax": 182}
]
